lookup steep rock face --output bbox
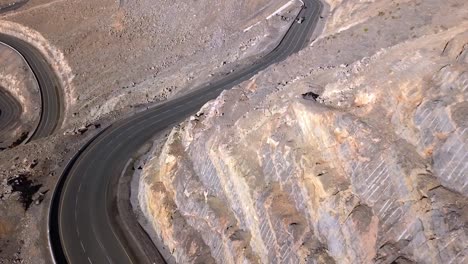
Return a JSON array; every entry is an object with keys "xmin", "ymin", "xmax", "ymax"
[{"xmin": 138, "ymin": 0, "xmax": 468, "ymax": 263}]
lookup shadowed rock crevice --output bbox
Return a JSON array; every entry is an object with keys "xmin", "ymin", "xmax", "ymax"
[{"xmin": 6, "ymin": 174, "xmax": 41, "ymax": 210}]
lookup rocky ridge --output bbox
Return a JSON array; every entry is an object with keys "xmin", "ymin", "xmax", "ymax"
[{"xmin": 138, "ymin": 0, "xmax": 468, "ymax": 263}]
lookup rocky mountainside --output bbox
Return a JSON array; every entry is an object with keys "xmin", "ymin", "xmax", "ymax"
[{"xmin": 138, "ymin": 0, "xmax": 468, "ymax": 263}]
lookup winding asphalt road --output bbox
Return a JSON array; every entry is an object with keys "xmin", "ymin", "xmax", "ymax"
[
  {"xmin": 51, "ymin": 0, "xmax": 323, "ymax": 263},
  {"xmin": 0, "ymin": 33, "xmax": 63, "ymax": 141}
]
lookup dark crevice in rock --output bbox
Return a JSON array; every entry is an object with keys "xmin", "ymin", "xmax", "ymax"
[
  {"xmin": 302, "ymin": 91, "xmax": 320, "ymax": 101},
  {"xmin": 6, "ymin": 174, "xmax": 42, "ymax": 210}
]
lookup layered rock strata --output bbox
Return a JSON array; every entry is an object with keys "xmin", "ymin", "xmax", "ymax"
[{"xmin": 138, "ymin": 0, "xmax": 468, "ymax": 262}]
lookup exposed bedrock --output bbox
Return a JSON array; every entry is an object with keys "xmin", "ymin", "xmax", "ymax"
[{"xmin": 138, "ymin": 8, "xmax": 468, "ymax": 263}]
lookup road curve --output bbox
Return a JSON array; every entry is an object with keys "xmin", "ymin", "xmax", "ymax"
[
  {"xmin": 0, "ymin": 34, "xmax": 63, "ymax": 141},
  {"xmin": 0, "ymin": 0, "xmax": 28, "ymax": 14},
  {"xmin": 51, "ymin": 0, "xmax": 323, "ymax": 263},
  {"xmin": 0, "ymin": 86, "xmax": 21, "ymax": 134}
]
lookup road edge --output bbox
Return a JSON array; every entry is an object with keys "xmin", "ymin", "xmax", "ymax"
[
  {"xmin": 47, "ymin": 125, "xmax": 112, "ymax": 264},
  {"xmin": 0, "ymin": 41, "xmax": 42, "ymax": 144}
]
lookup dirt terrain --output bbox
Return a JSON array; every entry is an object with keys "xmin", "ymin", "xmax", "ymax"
[{"xmin": 1, "ymin": 0, "xmax": 300, "ymax": 126}]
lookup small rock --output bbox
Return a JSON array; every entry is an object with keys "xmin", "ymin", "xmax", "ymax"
[
  {"xmin": 29, "ymin": 159, "xmax": 38, "ymax": 169},
  {"xmin": 77, "ymin": 126, "xmax": 88, "ymax": 134}
]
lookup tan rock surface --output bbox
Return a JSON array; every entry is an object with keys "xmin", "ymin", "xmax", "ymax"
[
  {"xmin": 0, "ymin": 0, "xmax": 299, "ymax": 126},
  {"xmin": 139, "ymin": 0, "xmax": 468, "ymax": 262}
]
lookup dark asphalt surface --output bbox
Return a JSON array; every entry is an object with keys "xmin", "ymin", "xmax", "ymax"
[
  {"xmin": 0, "ymin": 86, "xmax": 21, "ymax": 134},
  {"xmin": 51, "ymin": 0, "xmax": 323, "ymax": 263},
  {"xmin": 0, "ymin": 0, "xmax": 28, "ymax": 14},
  {"xmin": 0, "ymin": 34, "xmax": 63, "ymax": 141}
]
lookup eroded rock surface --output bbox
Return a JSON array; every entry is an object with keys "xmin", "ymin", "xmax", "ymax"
[{"xmin": 138, "ymin": 0, "xmax": 467, "ymax": 263}]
